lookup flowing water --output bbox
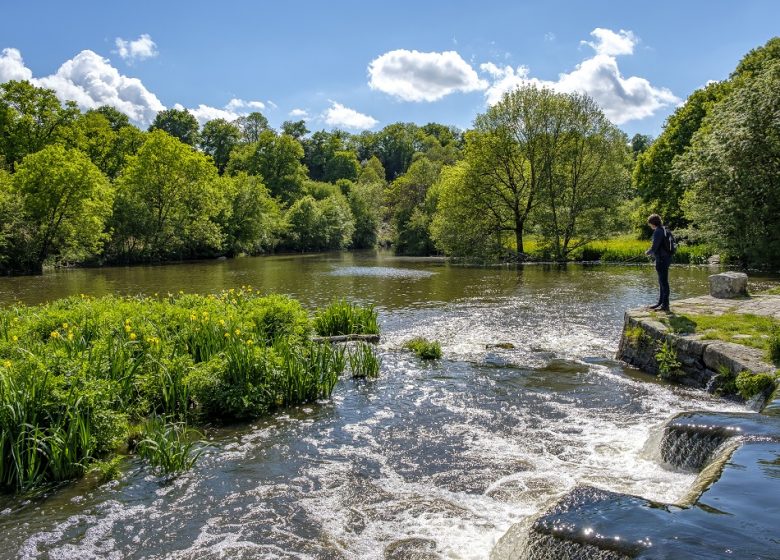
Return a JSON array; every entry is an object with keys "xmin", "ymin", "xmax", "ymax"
[{"xmin": 0, "ymin": 253, "xmax": 777, "ymax": 559}]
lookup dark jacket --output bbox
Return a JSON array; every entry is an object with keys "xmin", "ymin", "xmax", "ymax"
[{"xmin": 649, "ymin": 227, "xmax": 671, "ymax": 262}]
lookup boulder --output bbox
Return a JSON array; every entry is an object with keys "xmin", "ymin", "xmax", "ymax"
[{"xmin": 708, "ymin": 272, "xmax": 748, "ymax": 298}]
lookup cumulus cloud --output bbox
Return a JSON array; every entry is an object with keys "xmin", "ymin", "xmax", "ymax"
[
  {"xmin": 0, "ymin": 48, "xmax": 33, "ymax": 82},
  {"xmin": 176, "ymin": 98, "xmax": 266, "ymax": 125},
  {"xmin": 368, "ymin": 49, "xmax": 487, "ymax": 102},
  {"xmin": 225, "ymin": 98, "xmax": 265, "ymax": 112},
  {"xmin": 34, "ymin": 50, "xmax": 165, "ymax": 125},
  {"xmin": 481, "ymin": 28, "xmax": 678, "ymax": 124},
  {"xmin": 322, "ymin": 101, "xmax": 377, "ymax": 130},
  {"xmin": 582, "ymin": 28, "xmax": 637, "ymax": 56},
  {"xmin": 114, "ymin": 34, "xmax": 158, "ymax": 63},
  {"xmin": 289, "ymin": 108, "xmax": 309, "ymax": 119}
]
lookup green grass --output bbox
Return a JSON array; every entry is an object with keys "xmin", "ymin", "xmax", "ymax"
[
  {"xmin": 0, "ymin": 289, "xmax": 379, "ymax": 492},
  {"xmin": 403, "ymin": 337, "xmax": 442, "ymax": 360},
  {"xmin": 348, "ymin": 342, "xmax": 381, "ymax": 379},
  {"xmin": 313, "ymin": 300, "xmax": 379, "ymax": 336}
]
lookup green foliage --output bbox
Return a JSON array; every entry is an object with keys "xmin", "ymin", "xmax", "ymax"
[
  {"xmin": 0, "ymin": 290, "xmax": 379, "ymax": 491},
  {"xmin": 348, "ymin": 180, "xmax": 382, "ymax": 249},
  {"xmin": 200, "ymin": 118, "xmax": 241, "ymax": 174},
  {"xmin": 235, "ymin": 112, "xmax": 270, "ymax": 143},
  {"xmin": 218, "ymin": 173, "xmax": 281, "ymax": 256},
  {"xmin": 348, "ymin": 342, "xmax": 381, "ymax": 379},
  {"xmin": 624, "ymin": 325, "xmax": 645, "ymax": 347},
  {"xmin": 735, "ymin": 371, "xmax": 776, "ymax": 400},
  {"xmin": 386, "ymin": 157, "xmax": 441, "ymax": 255},
  {"xmin": 655, "ymin": 340, "xmax": 683, "ymax": 380},
  {"xmin": 403, "ymin": 337, "xmax": 442, "ymax": 360},
  {"xmin": 769, "ymin": 328, "xmax": 780, "ymax": 365},
  {"xmin": 677, "ymin": 61, "xmax": 780, "ymax": 268},
  {"xmin": 282, "ymin": 194, "xmax": 355, "ymax": 251},
  {"xmin": 665, "ymin": 313, "xmax": 780, "ymax": 356},
  {"xmin": 110, "ymin": 130, "xmax": 226, "ymax": 262},
  {"xmin": 313, "ymin": 300, "xmax": 379, "ymax": 336},
  {"xmin": 136, "ymin": 417, "xmax": 203, "ymax": 475},
  {"xmin": 324, "ymin": 150, "xmax": 360, "ymax": 183},
  {"xmin": 7, "ymin": 144, "xmax": 113, "ymax": 273},
  {"xmin": 148, "ymin": 108, "xmax": 200, "ymax": 146}
]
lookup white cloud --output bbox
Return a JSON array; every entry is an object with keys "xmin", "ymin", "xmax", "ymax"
[
  {"xmin": 114, "ymin": 34, "xmax": 158, "ymax": 63},
  {"xmin": 177, "ymin": 98, "xmax": 271, "ymax": 125},
  {"xmin": 0, "ymin": 48, "xmax": 33, "ymax": 82},
  {"xmin": 266, "ymin": 99, "xmax": 278, "ymax": 110},
  {"xmin": 34, "ymin": 50, "xmax": 165, "ymax": 125},
  {"xmin": 481, "ymin": 28, "xmax": 678, "ymax": 124},
  {"xmin": 582, "ymin": 28, "xmax": 637, "ymax": 56},
  {"xmin": 225, "ymin": 98, "xmax": 265, "ymax": 112},
  {"xmin": 544, "ymin": 32, "xmax": 556, "ymax": 42},
  {"xmin": 368, "ymin": 49, "xmax": 487, "ymax": 102},
  {"xmin": 289, "ymin": 108, "xmax": 309, "ymax": 119},
  {"xmin": 322, "ymin": 101, "xmax": 377, "ymax": 130}
]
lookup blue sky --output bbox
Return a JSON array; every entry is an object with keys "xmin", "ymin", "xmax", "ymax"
[{"xmin": 1, "ymin": 0, "xmax": 778, "ymax": 137}]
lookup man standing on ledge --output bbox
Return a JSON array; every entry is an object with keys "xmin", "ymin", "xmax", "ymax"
[{"xmin": 645, "ymin": 214, "xmax": 672, "ymax": 312}]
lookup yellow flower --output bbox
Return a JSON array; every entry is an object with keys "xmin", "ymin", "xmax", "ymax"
[
  {"xmin": 246, "ymin": 339, "xmax": 254, "ymax": 346},
  {"xmin": 190, "ymin": 314, "xmax": 197, "ymax": 321},
  {"xmin": 50, "ymin": 331, "xmax": 60, "ymax": 339},
  {"xmin": 234, "ymin": 328, "xmax": 241, "ymax": 336},
  {"xmin": 219, "ymin": 319, "xmax": 226, "ymax": 326},
  {"xmin": 68, "ymin": 332, "xmax": 74, "ymax": 341},
  {"xmin": 124, "ymin": 325, "xmax": 132, "ymax": 332},
  {"xmin": 62, "ymin": 322, "xmax": 68, "ymax": 329},
  {"xmin": 2, "ymin": 360, "xmax": 10, "ymax": 368},
  {"xmin": 231, "ymin": 299, "xmax": 237, "ymax": 305},
  {"xmin": 12, "ymin": 335, "xmax": 18, "ymax": 342},
  {"xmin": 129, "ymin": 333, "xmax": 137, "ymax": 340},
  {"xmin": 125, "ymin": 318, "xmax": 131, "ymax": 325},
  {"xmin": 224, "ymin": 332, "xmax": 230, "ymax": 338}
]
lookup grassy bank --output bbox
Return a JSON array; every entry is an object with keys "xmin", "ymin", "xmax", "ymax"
[
  {"xmin": 521, "ymin": 235, "xmax": 713, "ymax": 264},
  {"xmin": 0, "ymin": 291, "xmax": 379, "ymax": 492}
]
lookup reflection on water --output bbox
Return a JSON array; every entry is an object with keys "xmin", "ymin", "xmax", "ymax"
[{"xmin": 0, "ymin": 253, "xmax": 777, "ymax": 559}]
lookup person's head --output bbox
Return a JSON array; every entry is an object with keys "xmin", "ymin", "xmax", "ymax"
[{"xmin": 647, "ymin": 214, "xmax": 663, "ymax": 230}]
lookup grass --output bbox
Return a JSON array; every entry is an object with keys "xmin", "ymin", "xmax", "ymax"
[
  {"xmin": 658, "ymin": 312, "xmax": 780, "ymax": 365},
  {"xmin": 313, "ymin": 300, "xmax": 379, "ymax": 336},
  {"xmin": 403, "ymin": 337, "xmax": 442, "ymax": 360},
  {"xmin": 0, "ymin": 289, "xmax": 379, "ymax": 492}
]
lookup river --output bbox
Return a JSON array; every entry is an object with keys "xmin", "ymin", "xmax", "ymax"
[{"xmin": 0, "ymin": 253, "xmax": 776, "ymax": 559}]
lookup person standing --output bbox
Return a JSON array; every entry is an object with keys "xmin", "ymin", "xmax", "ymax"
[{"xmin": 645, "ymin": 214, "xmax": 672, "ymax": 312}]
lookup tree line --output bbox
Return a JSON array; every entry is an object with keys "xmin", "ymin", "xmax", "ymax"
[{"xmin": 1, "ymin": 36, "xmax": 778, "ymax": 274}]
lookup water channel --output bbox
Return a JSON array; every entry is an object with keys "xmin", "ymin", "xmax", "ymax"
[{"xmin": 0, "ymin": 253, "xmax": 777, "ymax": 559}]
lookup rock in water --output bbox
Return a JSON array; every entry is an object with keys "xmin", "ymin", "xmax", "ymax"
[{"xmin": 708, "ymin": 272, "xmax": 748, "ymax": 298}]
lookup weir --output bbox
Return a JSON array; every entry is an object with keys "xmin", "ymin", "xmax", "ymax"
[{"xmin": 493, "ymin": 291, "xmax": 780, "ymax": 560}]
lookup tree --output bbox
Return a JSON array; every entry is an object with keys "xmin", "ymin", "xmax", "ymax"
[
  {"xmin": 633, "ymin": 81, "xmax": 729, "ymax": 229},
  {"xmin": 303, "ymin": 130, "xmax": 347, "ymax": 180},
  {"xmin": 200, "ymin": 119, "xmax": 241, "ymax": 174},
  {"xmin": 385, "ymin": 156, "xmax": 441, "ymax": 255},
  {"xmin": 0, "ymin": 80, "xmax": 80, "ymax": 171},
  {"xmin": 218, "ymin": 173, "xmax": 281, "ymax": 255},
  {"xmin": 90, "ymin": 105, "xmax": 131, "ymax": 131},
  {"xmin": 630, "ymin": 134, "xmax": 652, "ymax": 159},
  {"xmin": 348, "ymin": 180, "xmax": 382, "ymax": 249},
  {"xmin": 236, "ymin": 112, "xmax": 270, "ymax": 143},
  {"xmin": 283, "ymin": 194, "xmax": 354, "ymax": 251},
  {"xmin": 359, "ymin": 155, "xmax": 386, "ymax": 184},
  {"xmin": 227, "ymin": 130, "xmax": 306, "ymax": 203},
  {"xmin": 281, "ymin": 120, "xmax": 309, "ymax": 140},
  {"xmin": 676, "ymin": 61, "xmax": 780, "ymax": 268},
  {"xmin": 111, "ymin": 130, "xmax": 225, "ymax": 262},
  {"xmin": 149, "ymin": 108, "xmax": 200, "ymax": 146},
  {"xmin": 324, "ymin": 150, "xmax": 360, "ymax": 183},
  {"xmin": 372, "ymin": 123, "xmax": 419, "ymax": 179},
  {"xmin": 10, "ymin": 145, "xmax": 113, "ymax": 273}
]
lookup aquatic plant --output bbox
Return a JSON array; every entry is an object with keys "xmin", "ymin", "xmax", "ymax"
[
  {"xmin": 655, "ymin": 340, "xmax": 683, "ymax": 380},
  {"xmin": 735, "ymin": 371, "xmax": 777, "ymax": 400},
  {"xmin": 348, "ymin": 342, "xmax": 381, "ymax": 379},
  {"xmin": 136, "ymin": 417, "xmax": 203, "ymax": 475},
  {"xmin": 403, "ymin": 337, "xmax": 442, "ymax": 360},
  {"xmin": 314, "ymin": 299, "xmax": 379, "ymax": 336}
]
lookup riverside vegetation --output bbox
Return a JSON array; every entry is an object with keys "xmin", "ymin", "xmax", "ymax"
[
  {"xmin": 2, "ymin": 37, "xmax": 778, "ymax": 274},
  {"xmin": 0, "ymin": 291, "xmax": 380, "ymax": 492}
]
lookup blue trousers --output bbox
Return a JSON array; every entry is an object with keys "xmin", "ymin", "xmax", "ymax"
[{"xmin": 655, "ymin": 255, "xmax": 671, "ymax": 308}]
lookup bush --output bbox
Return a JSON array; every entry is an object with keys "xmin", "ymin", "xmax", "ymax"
[
  {"xmin": 655, "ymin": 340, "xmax": 683, "ymax": 379},
  {"xmin": 314, "ymin": 300, "xmax": 379, "ymax": 336},
  {"xmin": 403, "ymin": 337, "xmax": 442, "ymax": 360},
  {"xmin": 735, "ymin": 371, "xmax": 776, "ymax": 400},
  {"xmin": 768, "ymin": 328, "xmax": 780, "ymax": 365}
]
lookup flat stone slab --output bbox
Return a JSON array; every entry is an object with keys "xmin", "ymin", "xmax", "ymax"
[{"xmin": 662, "ymin": 294, "xmax": 780, "ymax": 320}]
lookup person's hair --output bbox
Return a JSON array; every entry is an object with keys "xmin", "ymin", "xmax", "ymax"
[{"xmin": 647, "ymin": 214, "xmax": 663, "ymax": 227}]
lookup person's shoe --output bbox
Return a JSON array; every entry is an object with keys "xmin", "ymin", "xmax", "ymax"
[
  {"xmin": 647, "ymin": 303, "xmax": 662, "ymax": 310},
  {"xmin": 658, "ymin": 306, "xmax": 671, "ymax": 313}
]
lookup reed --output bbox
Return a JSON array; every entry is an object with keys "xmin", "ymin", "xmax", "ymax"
[
  {"xmin": 348, "ymin": 342, "xmax": 381, "ymax": 379},
  {"xmin": 136, "ymin": 417, "xmax": 203, "ymax": 475},
  {"xmin": 314, "ymin": 300, "xmax": 379, "ymax": 336}
]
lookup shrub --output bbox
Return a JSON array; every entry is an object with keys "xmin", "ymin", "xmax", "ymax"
[
  {"xmin": 655, "ymin": 340, "xmax": 683, "ymax": 379},
  {"xmin": 735, "ymin": 371, "xmax": 776, "ymax": 400},
  {"xmin": 314, "ymin": 300, "xmax": 379, "ymax": 336},
  {"xmin": 768, "ymin": 328, "xmax": 780, "ymax": 365},
  {"xmin": 403, "ymin": 337, "xmax": 442, "ymax": 360}
]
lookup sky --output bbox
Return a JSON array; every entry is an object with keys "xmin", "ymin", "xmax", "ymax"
[{"xmin": 1, "ymin": 0, "xmax": 778, "ymax": 138}]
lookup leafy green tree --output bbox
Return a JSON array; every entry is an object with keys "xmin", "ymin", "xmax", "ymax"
[
  {"xmin": 359, "ymin": 155, "xmax": 386, "ymax": 184},
  {"xmin": 236, "ymin": 112, "xmax": 270, "ymax": 143},
  {"xmin": 111, "ymin": 130, "xmax": 225, "ymax": 262},
  {"xmin": 283, "ymin": 194, "xmax": 354, "ymax": 251},
  {"xmin": 227, "ymin": 130, "xmax": 306, "ymax": 203},
  {"xmin": 200, "ymin": 119, "xmax": 241, "ymax": 174},
  {"xmin": 373, "ymin": 123, "xmax": 419, "ymax": 179},
  {"xmin": 676, "ymin": 61, "xmax": 780, "ymax": 268},
  {"xmin": 324, "ymin": 150, "xmax": 360, "ymax": 183},
  {"xmin": 90, "ymin": 105, "xmax": 131, "ymax": 131},
  {"xmin": 0, "ymin": 80, "xmax": 80, "ymax": 171},
  {"xmin": 348, "ymin": 180, "xmax": 383, "ymax": 249},
  {"xmin": 218, "ymin": 173, "xmax": 281, "ymax": 255},
  {"xmin": 9, "ymin": 145, "xmax": 113, "ymax": 273},
  {"xmin": 149, "ymin": 108, "xmax": 200, "ymax": 146},
  {"xmin": 633, "ymin": 81, "xmax": 728, "ymax": 229},
  {"xmin": 385, "ymin": 156, "xmax": 441, "ymax": 255},
  {"xmin": 630, "ymin": 134, "xmax": 652, "ymax": 159},
  {"xmin": 732, "ymin": 37, "xmax": 780, "ymax": 79},
  {"xmin": 281, "ymin": 120, "xmax": 309, "ymax": 140},
  {"xmin": 303, "ymin": 130, "xmax": 347, "ymax": 180}
]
